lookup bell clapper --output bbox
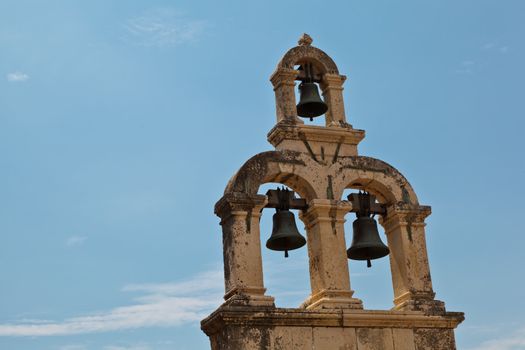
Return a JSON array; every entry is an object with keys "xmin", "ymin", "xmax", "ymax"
[
  {"xmin": 285, "ymin": 250, "xmax": 289, "ymax": 258},
  {"xmin": 367, "ymin": 259, "xmax": 372, "ymax": 268}
]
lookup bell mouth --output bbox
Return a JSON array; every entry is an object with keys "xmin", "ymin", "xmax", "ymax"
[
  {"xmin": 297, "ymin": 102, "xmax": 328, "ymax": 119},
  {"xmin": 346, "ymin": 246, "xmax": 390, "ymax": 261},
  {"xmin": 266, "ymin": 235, "xmax": 306, "ymax": 252}
]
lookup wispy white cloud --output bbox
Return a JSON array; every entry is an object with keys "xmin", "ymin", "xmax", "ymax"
[
  {"xmin": 499, "ymin": 46, "xmax": 509, "ymax": 54},
  {"xmin": 0, "ymin": 270, "xmax": 222, "ymax": 337},
  {"xmin": 6, "ymin": 71, "xmax": 29, "ymax": 82},
  {"xmin": 456, "ymin": 60, "xmax": 475, "ymax": 75},
  {"xmin": 469, "ymin": 326, "xmax": 525, "ymax": 350},
  {"xmin": 66, "ymin": 236, "xmax": 87, "ymax": 247},
  {"xmin": 123, "ymin": 8, "xmax": 207, "ymax": 47},
  {"xmin": 482, "ymin": 42, "xmax": 510, "ymax": 54},
  {"xmin": 123, "ymin": 270, "xmax": 222, "ymax": 295}
]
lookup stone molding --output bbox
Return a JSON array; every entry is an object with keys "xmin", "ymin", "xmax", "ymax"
[
  {"xmin": 381, "ymin": 204, "xmax": 432, "ymax": 232},
  {"xmin": 267, "ymin": 121, "xmax": 365, "ymax": 158},
  {"xmin": 201, "ymin": 306, "xmax": 464, "ymax": 336},
  {"xmin": 300, "ymin": 199, "xmax": 350, "ymax": 229},
  {"xmin": 270, "ymin": 68, "xmax": 299, "ymax": 89},
  {"xmin": 215, "ymin": 193, "xmax": 267, "ymax": 222}
]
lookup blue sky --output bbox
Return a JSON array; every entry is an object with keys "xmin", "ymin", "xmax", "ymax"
[{"xmin": 1, "ymin": 1, "xmax": 524, "ymax": 349}]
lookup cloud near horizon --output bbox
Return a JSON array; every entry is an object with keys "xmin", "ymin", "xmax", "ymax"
[
  {"xmin": 468, "ymin": 326, "xmax": 525, "ymax": 350},
  {"xmin": 1, "ymin": 264, "xmax": 522, "ymax": 350},
  {"xmin": 0, "ymin": 270, "xmax": 223, "ymax": 337}
]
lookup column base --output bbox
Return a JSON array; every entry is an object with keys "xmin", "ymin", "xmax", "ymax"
[
  {"xmin": 224, "ymin": 286, "xmax": 275, "ymax": 307},
  {"xmin": 301, "ymin": 289, "xmax": 363, "ymax": 310},
  {"xmin": 393, "ymin": 291, "xmax": 446, "ymax": 315}
]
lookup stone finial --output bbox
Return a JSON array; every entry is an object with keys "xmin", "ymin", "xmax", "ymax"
[{"xmin": 298, "ymin": 33, "xmax": 313, "ymax": 46}]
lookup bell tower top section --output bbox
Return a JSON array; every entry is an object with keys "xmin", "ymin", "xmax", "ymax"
[{"xmin": 268, "ymin": 34, "xmax": 365, "ymax": 159}]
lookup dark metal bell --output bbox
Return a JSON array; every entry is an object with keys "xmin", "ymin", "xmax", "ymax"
[
  {"xmin": 266, "ymin": 209, "xmax": 306, "ymax": 257},
  {"xmin": 347, "ymin": 216, "xmax": 390, "ymax": 267},
  {"xmin": 296, "ymin": 82, "xmax": 328, "ymax": 120}
]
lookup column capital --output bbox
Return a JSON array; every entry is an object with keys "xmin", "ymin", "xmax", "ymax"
[
  {"xmin": 320, "ymin": 73, "xmax": 346, "ymax": 89},
  {"xmin": 300, "ymin": 199, "xmax": 351, "ymax": 230},
  {"xmin": 215, "ymin": 193, "xmax": 267, "ymax": 221},
  {"xmin": 381, "ymin": 204, "xmax": 431, "ymax": 232},
  {"xmin": 270, "ymin": 68, "xmax": 299, "ymax": 88}
]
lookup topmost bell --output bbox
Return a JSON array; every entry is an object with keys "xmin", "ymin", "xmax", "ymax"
[{"xmin": 296, "ymin": 82, "xmax": 328, "ymax": 120}]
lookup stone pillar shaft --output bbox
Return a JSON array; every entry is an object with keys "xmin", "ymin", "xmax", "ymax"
[
  {"xmin": 216, "ymin": 194, "xmax": 274, "ymax": 306},
  {"xmin": 381, "ymin": 205, "xmax": 444, "ymax": 313},
  {"xmin": 300, "ymin": 199, "xmax": 362, "ymax": 309},
  {"xmin": 321, "ymin": 73, "xmax": 348, "ymax": 127},
  {"xmin": 270, "ymin": 69, "xmax": 303, "ymax": 124}
]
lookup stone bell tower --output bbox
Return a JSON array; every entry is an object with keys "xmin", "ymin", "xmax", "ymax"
[{"xmin": 201, "ymin": 34, "xmax": 464, "ymax": 349}]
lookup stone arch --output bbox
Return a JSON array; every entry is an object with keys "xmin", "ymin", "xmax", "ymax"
[
  {"xmin": 224, "ymin": 150, "xmax": 319, "ymax": 201},
  {"xmin": 270, "ymin": 39, "xmax": 348, "ymax": 126},
  {"xmin": 328, "ymin": 156, "xmax": 439, "ymax": 311},
  {"xmin": 332, "ymin": 156, "xmax": 420, "ymax": 206},
  {"xmin": 277, "ymin": 45, "xmax": 339, "ymax": 75}
]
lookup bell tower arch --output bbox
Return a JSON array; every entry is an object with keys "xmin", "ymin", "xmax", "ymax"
[
  {"xmin": 202, "ymin": 34, "xmax": 463, "ymax": 350},
  {"xmin": 271, "ymin": 34, "xmax": 350, "ymax": 128}
]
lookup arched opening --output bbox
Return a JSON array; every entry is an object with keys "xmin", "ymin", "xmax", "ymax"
[
  {"xmin": 342, "ymin": 186, "xmax": 393, "ymax": 310},
  {"xmin": 258, "ymin": 182, "xmax": 310, "ymax": 308}
]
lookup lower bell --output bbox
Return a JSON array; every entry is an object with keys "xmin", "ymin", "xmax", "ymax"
[
  {"xmin": 266, "ymin": 209, "xmax": 306, "ymax": 257},
  {"xmin": 347, "ymin": 216, "xmax": 390, "ymax": 267}
]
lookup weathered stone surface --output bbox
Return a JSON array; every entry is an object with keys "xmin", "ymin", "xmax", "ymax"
[
  {"xmin": 313, "ymin": 327, "xmax": 357, "ymax": 350},
  {"xmin": 393, "ymin": 328, "xmax": 416, "ymax": 350},
  {"xmin": 414, "ymin": 328, "xmax": 457, "ymax": 350},
  {"xmin": 356, "ymin": 328, "xmax": 395, "ymax": 350},
  {"xmin": 202, "ymin": 306, "xmax": 463, "ymax": 350}
]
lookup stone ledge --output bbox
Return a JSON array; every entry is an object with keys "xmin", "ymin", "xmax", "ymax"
[
  {"xmin": 201, "ymin": 306, "xmax": 464, "ymax": 336},
  {"xmin": 268, "ymin": 122, "xmax": 365, "ymax": 152}
]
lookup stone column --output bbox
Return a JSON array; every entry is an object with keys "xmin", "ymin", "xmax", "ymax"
[
  {"xmin": 270, "ymin": 68, "xmax": 303, "ymax": 124},
  {"xmin": 300, "ymin": 199, "xmax": 363, "ymax": 309},
  {"xmin": 381, "ymin": 204, "xmax": 445, "ymax": 314},
  {"xmin": 215, "ymin": 193, "xmax": 275, "ymax": 307},
  {"xmin": 320, "ymin": 73, "xmax": 349, "ymax": 127}
]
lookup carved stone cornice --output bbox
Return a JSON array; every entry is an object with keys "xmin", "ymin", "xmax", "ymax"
[
  {"xmin": 201, "ymin": 306, "xmax": 464, "ymax": 336},
  {"xmin": 320, "ymin": 73, "xmax": 347, "ymax": 90},
  {"xmin": 269, "ymin": 68, "xmax": 298, "ymax": 88},
  {"xmin": 381, "ymin": 204, "xmax": 432, "ymax": 232},
  {"xmin": 300, "ymin": 199, "xmax": 351, "ymax": 229},
  {"xmin": 267, "ymin": 121, "xmax": 365, "ymax": 152},
  {"xmin": 215, "ymin": 193, "xmax": 267, "ymax": 221}
]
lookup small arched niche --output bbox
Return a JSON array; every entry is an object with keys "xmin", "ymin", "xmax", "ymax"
[{"xmin": 270, "ymin": 35, "xmax": 349, "ymax": 127}]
